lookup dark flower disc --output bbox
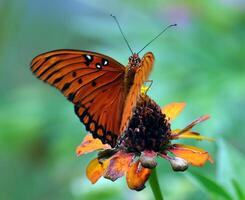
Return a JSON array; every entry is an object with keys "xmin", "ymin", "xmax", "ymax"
[{"xmin": 119, "ymin": 95, "xmax": 171, "ymax": 153}]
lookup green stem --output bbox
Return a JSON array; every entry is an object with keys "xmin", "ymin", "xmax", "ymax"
[{"xmin": 149, "ymin": 168, "xmax": 163, "ymax": 200}]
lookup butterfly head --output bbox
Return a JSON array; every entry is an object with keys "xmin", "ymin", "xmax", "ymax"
[{"xmin": 128, "ymin": 53, "xmax": 141, "ymax": 68}]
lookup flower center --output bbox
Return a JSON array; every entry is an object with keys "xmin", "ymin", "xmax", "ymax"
[{"xmin": 119, "ymin": 95, "xmax": 171, "ymax": 153}]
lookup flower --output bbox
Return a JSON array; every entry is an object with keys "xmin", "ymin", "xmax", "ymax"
[{"xmin": 76, "ymin": 95, "xmax": 213, "ymax": 191}]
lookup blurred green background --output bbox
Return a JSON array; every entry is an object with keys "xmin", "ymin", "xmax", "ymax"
[{"xmin": 1, "ymin": 0, "xmax": 245, "ymax": 199}]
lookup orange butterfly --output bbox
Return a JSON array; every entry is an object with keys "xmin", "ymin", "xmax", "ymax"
[
  {"xmin": 30, "ymin": 16, "xmax": 176, "ymax": 147},
  {"xmin": 30, "ymin": 50, "xmax": 154, "ymax": 147}
]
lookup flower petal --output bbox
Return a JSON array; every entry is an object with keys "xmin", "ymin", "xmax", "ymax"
[
  {"xmin": 161, "ymin": 102, "xmax": 186, "ymax": 121},
  {"xmin": 86, "ymin": 158, "xmax": 110, "ymax": 184},
  {"xmin": 171, "ymin": 129, "xmax": 214, "ymax": 141},
  {"xmin": 103, "ymin": 151, "xmax": 134, "ymax": 181},
  {"xmin": 126, "ymin": 160, "xmax": 151, "ymax": 191},
  {"xmin": 76, "ymin": 134, "xmax": 110, "ymax": 156},
  {"xmin": 168, "ymin": 144, "xmax": 213, "ymax": 167}
]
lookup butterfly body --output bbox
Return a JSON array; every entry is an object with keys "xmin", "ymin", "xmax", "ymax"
[
  {"xmin": 31, "ymin": 49, "xmax": 154, "ymax": 147},
  {"xmin": 124, "ymin": 53, "xmax": 141, "ymax": 93}
]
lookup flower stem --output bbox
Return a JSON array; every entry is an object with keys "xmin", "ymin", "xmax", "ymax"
[{"xmin": 149, "ymin": 168, "xmax": 163, "ymax": 200}]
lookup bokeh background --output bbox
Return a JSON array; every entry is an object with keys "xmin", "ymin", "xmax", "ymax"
[{"xmin": 0, "ymin": 0, "xmax": 244, "ymax": 199}]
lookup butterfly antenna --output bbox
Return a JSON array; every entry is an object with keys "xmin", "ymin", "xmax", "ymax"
[
  {"xmin": 137, "ymin": 23, "xmax": 177, "ymax": 54},
  {"xmin": 111, "ymin": 14, "xmax": 134, "ymax": 55}
]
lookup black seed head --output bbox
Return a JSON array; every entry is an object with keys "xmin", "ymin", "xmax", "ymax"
[{"xmin": 119, "ymin": 95, "xmax": 171, "ymax": 153}]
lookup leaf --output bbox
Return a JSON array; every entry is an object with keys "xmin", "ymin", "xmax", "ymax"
[
  {"xmin": 216, "ymin": 139, "xmax": 245, "ymax": 192},
  {"xmin": 232, "ymin": 179, "xmax": 244, "ymax": 200},
  {"xmin": 189, "ymin": 171, "xmax": 233, "ymax": 200}
]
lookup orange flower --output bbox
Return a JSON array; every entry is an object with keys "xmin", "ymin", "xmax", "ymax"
[{"xmin": 77, "ymin": 95, "xmax": 213, "ymax": 191}]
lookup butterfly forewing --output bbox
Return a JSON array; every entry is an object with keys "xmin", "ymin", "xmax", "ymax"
[
  {"xmin": 31, "ymin": 50, "xmax": 125, "ymax": 147},
  {"xmin": 31, "ymin": 49, "xmax": 154, "ymax": 147}
]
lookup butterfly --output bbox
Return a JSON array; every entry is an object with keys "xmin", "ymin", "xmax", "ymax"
[{"xmin": 30, "ymin": 50, "xmax": 154, "ymax": 147}]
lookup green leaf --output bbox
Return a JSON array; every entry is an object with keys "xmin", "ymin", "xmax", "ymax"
[
  {"xmin": 189, "ymin": 171, "xmax": 233, "ymax": 200},
  {"xmin": 232, "ymin": 179, "xmax": 244, "ymax": 200},
  {"xmin": 216, "ymin": 139, "xmax": 245, "ymax": 197}
]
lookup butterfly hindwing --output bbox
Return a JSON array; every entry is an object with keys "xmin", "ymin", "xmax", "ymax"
[{"xmin": 31, "ymin": 50, "xmax": 125, "ymax": 147}]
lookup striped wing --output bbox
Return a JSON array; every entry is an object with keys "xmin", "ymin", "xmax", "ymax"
[{"xmin": 31, "ymin": 49, "xmax": 125, "ymax": 146}]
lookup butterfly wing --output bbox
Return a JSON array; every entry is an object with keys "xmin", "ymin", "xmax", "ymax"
[
  {"xmin": 31, "ymin": 49, "xmax": 125, "ymax": 147},
  {"xmin": 120, "ymin": 52, "xmax": 154, "ymax": 133}
]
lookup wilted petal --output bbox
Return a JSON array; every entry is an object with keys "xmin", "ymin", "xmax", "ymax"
[
  {"xmin": 169, "ymin": 156, "xmax": 189, "ymax": 171},
  {"xmin": 76, "ymin": 134, "xmax": 110, "ymax": 156},
  {"xmin": 139, "ymin": 150, "xmax": 157, "ymax": 169},
  {"xmin": 98, "ymin": 149, "xmax": 118, "ymax": 161},
  {"xmin": 104, "ymin": 152, "xmax": 134, "ymax": 181},
  {"xmin": 161, "ymin": 102, "xmax": 186, "ymax": 121},
  {"xmin": 177, "ymin": 115, "xmax": 210, "ymax": 135},
  {"xmin": 168, "ymin": 144, "xmax": 213, "ymax": 167},
  {"xmin": 126, "ymin": 160, "xmax": 151, "ymax": 191},
  {"xmin": 171, "ymin": 129, "xmax": 214, "ymax": 141},
  {"xmin": 86, "ymin": 158, "xmax": 110, "ymax": 184}
]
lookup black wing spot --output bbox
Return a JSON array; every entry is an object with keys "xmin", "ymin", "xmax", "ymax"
[
  {"xmin": 53, "ymin": 76, "xmax": 63, "ymax": 84},
  {"xmin": 62, "ymin": 82, "xmax": 71, "ymax": 92},
  {"xmin": 72, "ymin": 71, "xmax": 77, "ymax": 77},
  {"xmin": 91, "ymin": 81, "xmax": 97, "ymax": 87},
  {"xmin": 102, "ymin": 58, "xmax": 109, "ymax": 66},
  {"xmin": 74, "ymin": 105, "xmax": 80, "ymax": 115},
  {"xmin": 84, "ymin": 54, "xmax": 93, "ymax": 66},
  {"xmin": 96, "ymin": 63, "xmax": 102, "ymax": 69},
  {"xmin": 78, "ymin": 78, "xmax": 83, "ymax": 84},
  {"xmin": 67, "ymin": 93, "xmax": 75, "ymax": 101}
]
